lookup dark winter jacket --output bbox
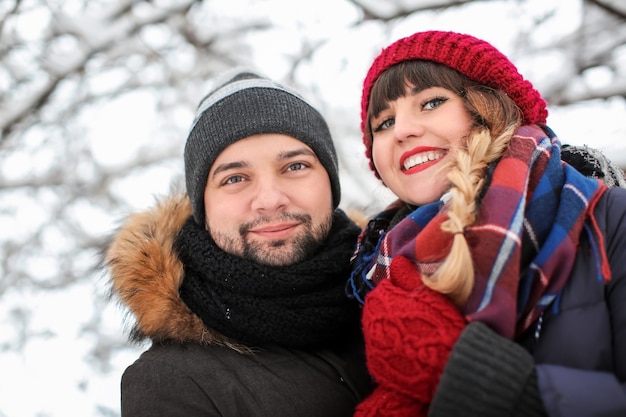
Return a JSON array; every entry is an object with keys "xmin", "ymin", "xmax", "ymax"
[
  {"xmin": 106, "ymin": 195, "xmax": 372, "ymax": 417},
  {"xmin": 429, "ymin": 186, "xmax": 626, "ymax": 417}
]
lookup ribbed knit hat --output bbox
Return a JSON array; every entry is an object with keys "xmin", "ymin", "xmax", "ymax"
[
  {"xmin": 185, "ymin": 69, "xmax": 340, "ymax": 225},
  {"xmin": 361, "ymin": 30, "xmax": 548, "ymax": 175}
]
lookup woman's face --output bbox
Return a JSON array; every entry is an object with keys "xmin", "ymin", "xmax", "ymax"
[{"xmin": 371, "ymin": 85, "xmax": 473, "ymax": 206}]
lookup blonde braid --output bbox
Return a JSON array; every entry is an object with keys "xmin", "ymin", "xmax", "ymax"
[
  {"xmin": 423, "ymin": 87, "xmax": 521, "ymax": 306},
  {"xmin": 422, "ymin": 129, "xmax": 489, "ymax": 304}
]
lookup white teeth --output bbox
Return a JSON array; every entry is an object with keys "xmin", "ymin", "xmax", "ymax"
[{"xmin": 403, "ymin": 151, "xmax": 442, "ymax": 170}]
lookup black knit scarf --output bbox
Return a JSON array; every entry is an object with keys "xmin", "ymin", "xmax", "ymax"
[{"xmin": 175, "ymin": 209, "xmax": 361, "ymax": 348}]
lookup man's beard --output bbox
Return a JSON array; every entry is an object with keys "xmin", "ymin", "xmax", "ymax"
[{"xmin": 210, "ymin": 211, "xmax": 333, "ymax": 266}]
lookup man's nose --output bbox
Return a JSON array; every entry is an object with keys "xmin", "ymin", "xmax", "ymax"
[{"xmin": 250, "ymin": 177, "xmax": 290, "ymax": 212}]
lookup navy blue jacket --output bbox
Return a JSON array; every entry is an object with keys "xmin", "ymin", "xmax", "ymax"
[{"xmin": 430, "ymin": 187, "xmax": 626, "ymax": 417}]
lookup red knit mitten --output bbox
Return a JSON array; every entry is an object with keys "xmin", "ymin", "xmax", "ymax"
[
  {"xmin": 354, "ymin": 384, "xmax": 427, "ymax": 417},
  {"xmin": 361, "ymin": 256, "xmax": 467, "ymax": 409}
]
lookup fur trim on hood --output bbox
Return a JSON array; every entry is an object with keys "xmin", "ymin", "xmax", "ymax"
[{"xmin": 105, "ymin": 194, "xmax": 246, "ymax": 351}]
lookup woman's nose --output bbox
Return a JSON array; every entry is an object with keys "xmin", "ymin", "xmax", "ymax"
[{"xmin": 394, "ymin": 109, "xmax": 425, "ymax": 143}]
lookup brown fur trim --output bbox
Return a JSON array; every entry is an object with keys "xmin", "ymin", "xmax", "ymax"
[
  {"xmin": 105, "ymin": 194, "xmax": 250, "ymax": 353},
  {"xmin": 346, "ymin": 208, "xmax": 370, "ymax": 229}
]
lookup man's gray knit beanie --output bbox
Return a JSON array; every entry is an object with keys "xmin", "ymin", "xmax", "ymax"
[{"xmin": 184, "ymin": 69, "xmax": 341, "ymax": 225}]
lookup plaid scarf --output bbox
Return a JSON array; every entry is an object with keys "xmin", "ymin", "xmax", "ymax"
[{"xmin": 348, "ymin": 124, "xmax": 609, "ymax": 339}]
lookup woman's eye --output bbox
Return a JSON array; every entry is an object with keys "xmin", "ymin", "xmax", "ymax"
[
  {"xmin": 373, "ymin": 118, "xmax": 394, "ymax": 132},
  {"xmin": 422, "ymin": 96, "xmax": 447, "ymax": 110}
]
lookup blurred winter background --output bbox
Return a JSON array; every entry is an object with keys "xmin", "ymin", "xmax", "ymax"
[{"xmin": 1, "ymin": 0, "xmax": 625, "ymax": 415}]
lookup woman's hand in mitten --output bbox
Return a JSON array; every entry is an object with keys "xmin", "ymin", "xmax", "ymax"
[
  {"xmin": 361, "ymin": 255, "xmax": 467, "ymax": 405},
  {"xmin": 354, "ymin": 384, "xmax": 427, "ymax": 417}
]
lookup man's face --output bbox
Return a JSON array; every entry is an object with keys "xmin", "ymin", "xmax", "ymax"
[{"xmin": 204, "ymin": 133, "xmax": 334, "ymax": 266}]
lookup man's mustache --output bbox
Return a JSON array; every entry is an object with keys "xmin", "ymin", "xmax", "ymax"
[{"xmin": 239, "ymin": 213, "xmax": 312, "ymax": 235}]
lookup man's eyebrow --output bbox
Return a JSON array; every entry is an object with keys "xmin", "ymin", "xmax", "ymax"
[
  {"xmin": 211, "ymin": 161, "xmax": 249, "ymax": 180},
  {"xmin": 210, "ymin": 148, "xmax": 317, "ymax": 180},
  {"xmin": 278, "ymin": 147, "xmax": 317, "ymax": 160}
]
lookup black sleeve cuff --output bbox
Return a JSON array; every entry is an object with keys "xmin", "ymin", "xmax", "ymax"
[{"xmin": 429, "ymin": 322, "xmax": 547, "ymax": 417}]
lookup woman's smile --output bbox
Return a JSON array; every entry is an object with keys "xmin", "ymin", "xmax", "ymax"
[{"xmin": 400, "ymin": 146, "xmax": 448, "ymax": 173}]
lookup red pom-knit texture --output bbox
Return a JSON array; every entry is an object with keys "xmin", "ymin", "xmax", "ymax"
[{"xmin": 361, "ymin": 30, "xmax": 548, "ymax": 176}]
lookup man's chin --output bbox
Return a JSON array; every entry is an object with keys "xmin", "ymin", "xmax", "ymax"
[
  {"xmin": 241, "ymin": 226, "xmax": 325, "ymax": 266},
  {"xmin": 244, "ymin": 235, "xmax": 323, "ymax": 266},
  {"xmin": 244, "ymin": 242, "xmax": 300, "ymax": 266}
]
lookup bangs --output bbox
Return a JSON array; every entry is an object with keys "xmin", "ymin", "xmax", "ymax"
[{"xmin": 368, "ymin": 60, "xmax": 474, "ymax": 120}]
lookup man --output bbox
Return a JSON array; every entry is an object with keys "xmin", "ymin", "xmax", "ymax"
[{"xmin": 105, "ymin": 70, "xmax": 372, "ymax": 416}]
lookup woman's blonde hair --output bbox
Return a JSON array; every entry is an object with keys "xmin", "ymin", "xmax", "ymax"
[{"xmin": 367, "ymin": 60, "xmax": 523, "ymax": 306}]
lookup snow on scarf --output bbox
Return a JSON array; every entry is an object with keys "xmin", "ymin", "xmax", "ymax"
[{"xmin": 348, "ymin": 124, "xmax": 609, "ymax": 339}]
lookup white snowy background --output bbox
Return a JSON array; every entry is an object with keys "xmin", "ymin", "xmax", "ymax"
[{"xmin": 1, "ymin": 0, "xmax": 625, "ymax": 416}]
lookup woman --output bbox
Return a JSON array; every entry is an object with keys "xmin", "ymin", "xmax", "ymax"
[{"xmin": 347, "ymin": 30, "xmax": 626, "ymax": 417}]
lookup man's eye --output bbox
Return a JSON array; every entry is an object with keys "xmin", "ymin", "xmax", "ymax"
[
  {"xmin": 422, "ymin": 96, "xmax": 447, "ymax": 110},
  {"xmin": 373, "ymin": 118, "xmax": 394, "ymax": 132},
  {"xmin": 224, "ymin": 175, "xmax": 244, "ymax": 185},
  {"xmin": 286, "ymin": 162, "xmax": 308, "ymax": 172}
]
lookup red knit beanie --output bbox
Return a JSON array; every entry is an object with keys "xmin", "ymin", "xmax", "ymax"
[{"xmin": 361, "ymin": 30, "xmax": 548, "ymax": 176}]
